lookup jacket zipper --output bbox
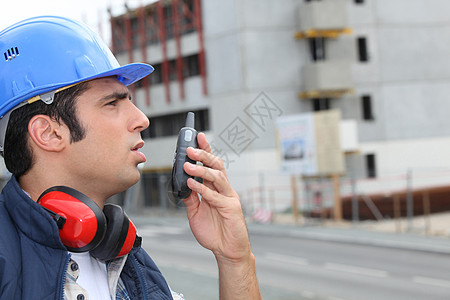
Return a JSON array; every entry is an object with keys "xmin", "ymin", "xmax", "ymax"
[
  {"xmin": 59, "ymin": 253, "xmax": 71, "ymax": 300},
  {"xmin": 130, "ymin": 255, "xmax": 149, "ymax": 300}
]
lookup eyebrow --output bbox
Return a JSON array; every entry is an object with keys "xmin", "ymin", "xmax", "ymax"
[{"xmin": 99, "ymin": 91, "xmax": 132, "ymax": 103}]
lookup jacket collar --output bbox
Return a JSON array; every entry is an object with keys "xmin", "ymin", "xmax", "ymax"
[{"xmin": 3, "ymin": 176, "xmax": 66, "ymax": 250}]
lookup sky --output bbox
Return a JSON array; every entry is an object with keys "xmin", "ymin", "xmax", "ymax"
[{"xmin": 0, "ymin": 0, "xmax": 152, "ymax": 44}]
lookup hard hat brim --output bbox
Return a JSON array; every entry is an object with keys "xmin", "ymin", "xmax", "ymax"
[
  {"xmin": 0, "ymin": 62, "xmax": 154, "ymax": 119},
  {"xmin": 93, "ymin": 62, "xmax": 155, "ymax": 87}
]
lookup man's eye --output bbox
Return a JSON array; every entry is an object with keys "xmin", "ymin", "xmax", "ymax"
[{"xmin": 106, "ymin": 100, "xmax": 118, "ymax": 106}]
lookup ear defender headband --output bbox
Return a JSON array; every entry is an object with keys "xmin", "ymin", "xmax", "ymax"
[{"xmin": 37, "ymin": 186, "xmax": 139, "ymax": 262}]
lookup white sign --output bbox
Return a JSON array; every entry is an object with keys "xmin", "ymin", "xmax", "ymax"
[
  {"xmin": 277, "ymin": 110, "xmax": 345, "ymax": 175},
  {"xmin": 277, "ymin": 114, "xmax": 317, "ymax": 175}
]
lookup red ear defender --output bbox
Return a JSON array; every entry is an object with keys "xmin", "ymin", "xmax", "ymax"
[
  {"xmin": 38, "ymin": 186, "xmax": 106, "ymax": 252},
  {"xmin": 90, "ymin": 204, "xmax": 138, "ymax": 261},
  {"xmin": 37, "ymin": 186, "xmax": 138, "ymax": 261}
]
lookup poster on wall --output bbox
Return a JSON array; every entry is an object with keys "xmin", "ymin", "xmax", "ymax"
[
  {"xmin": 276, "ymin": 110, "xmax": 345, "ymax": 176},
  {"xmin": 277, "ymin": 114, "xmax": 317, "ymax": 175}
]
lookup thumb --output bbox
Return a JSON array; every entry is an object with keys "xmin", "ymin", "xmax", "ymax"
[{"xmin": 183, "ymin": 191, "xmax": 200, "ymax": 219}]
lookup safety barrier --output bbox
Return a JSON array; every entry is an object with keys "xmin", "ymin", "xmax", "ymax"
[{"xmin": 234, "ymin": 168, "xmax": 450, "ymax": 231}]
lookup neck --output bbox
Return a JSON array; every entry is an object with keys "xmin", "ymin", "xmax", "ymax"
[{"xmin": 19, "ymin": 168, "xmax": 108, "ymax": 209}]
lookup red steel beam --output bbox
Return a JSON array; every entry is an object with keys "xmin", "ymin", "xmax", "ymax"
[
  {"xmin": 138, "ymin": 5, "xmax": 151, "ymax": 106},
  {"xmin": 193, "ymin": 0, "xmax": 207, "ymax": 96},
  {"xmin": 109, "ymin": 11, "xmax": 116, "ymax": 53},
  {"xmin": 172, "ymin": 0, "xmax": 185, "ymax": 100},
  {"xmin": 124, "ymin": 8, "xmax": 136, "ymax": 103},
  {"xmin": 157, "ymin": 1, "xmax": 171, "ymax": 103}
]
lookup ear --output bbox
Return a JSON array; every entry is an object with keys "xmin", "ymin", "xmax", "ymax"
[{"xmin": 28, "ymin": 115, "xmax": 68, "ymax": 152}]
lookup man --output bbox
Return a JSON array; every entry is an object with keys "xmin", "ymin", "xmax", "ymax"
[{"xmin": 0, "ymin": 16, "xmax": 261, "ymax": 299}]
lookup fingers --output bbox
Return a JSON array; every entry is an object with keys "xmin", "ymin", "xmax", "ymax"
[
  {"xmin": 188, "ymin": 132, "xmax": 223, "ymax": 171},
  {"xmin": 197, "ymin": 132, "xmax": 212, "ymax": 153},
  {"xmin": 182, "ymin": 190, "xmax": 201, "ymax": 219},
  {"xmin": 186, "ymin": 146, "xmax": 226, "ymax": 173},
  {"xmin": 184, "ymin": 162, "xmax": 231, "ymax": 195},
  {"xmin": 186, "ymin": 178, "xmax": 238, "ymax": 209},
  {"xmin": 185, "ymin": 132, "xmax": 236, "ymax": 198}
]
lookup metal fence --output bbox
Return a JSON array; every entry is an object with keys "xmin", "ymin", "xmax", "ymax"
[{"xmin": 233, "ymin": 168, "xmax": 450, "ymax": 233}]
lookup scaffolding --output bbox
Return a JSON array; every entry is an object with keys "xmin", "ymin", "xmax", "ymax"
[
  {"xmin": 108, "ymin": 0, "xmax": 207, "ymax": 104},
  {"xmin": 295, "ymin": 0, "xmax": 353, "ymax": 104}
]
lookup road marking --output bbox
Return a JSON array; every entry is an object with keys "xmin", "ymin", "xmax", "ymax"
[
  {"xmin": 167, "ymin": 240, "xmax": 205, "ymax": 251},
  {"xmin": 263, "ymin": 252, "xmax": 308, "ymax": 266},
  {"xmin": 138, "ymin": 225, "xmax": 185, "ymax": 237},
  {"xmin": 300, "ymin": 290, "xmax": 316, "ymax": 299},
  {"xmin": 159, "ymin": 261, "xmax": 218, "ymax": 278},
  {"xmin": 413, "ymin": 276, "xmax": 450, "ymax": 289},
  {"xmin": 324, "ymin": 263, "xmax": 388, "ymax": 278}
]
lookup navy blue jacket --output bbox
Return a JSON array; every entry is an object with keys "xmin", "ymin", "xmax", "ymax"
[{"xmin": 0, "ymin": 177, "xmax": 172, "ymax": 299}]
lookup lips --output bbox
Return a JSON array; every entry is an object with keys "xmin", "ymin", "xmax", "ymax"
[
  {"xmin": 132, "ymin": 141, "xmax": 146, "ymax": 162},
  {"xmin": 132, "ymin": 141, "xmax": 144, "ymax": 151}
]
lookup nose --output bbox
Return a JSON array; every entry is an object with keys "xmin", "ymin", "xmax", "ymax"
[{"xmin": 128, "ymin": 102, "xmax": 150, "ymax": 133}]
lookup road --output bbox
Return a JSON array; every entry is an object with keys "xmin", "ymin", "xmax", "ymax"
[{"xmin": 133, "ymin": 216, "xmax": 450, "ymax": 300}]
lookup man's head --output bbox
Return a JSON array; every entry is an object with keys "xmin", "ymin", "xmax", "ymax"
[
  {"xmin": 0, "ymin": 15, "xmax": 153, "ymax": 155},
  {"xmin": 0, "ymin": 16, "xmax": 153, "ymax": 201},
  {"xmin": 5, "ymin": 76, "xmax": 149, "ymax": 203}
]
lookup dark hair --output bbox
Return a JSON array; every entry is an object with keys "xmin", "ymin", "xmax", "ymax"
[{"xmin": 4, "ymin": 82, "xmax": 90, "ymax": 178}]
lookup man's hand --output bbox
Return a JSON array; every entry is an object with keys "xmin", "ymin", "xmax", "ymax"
[{"xmin": 183, "ymin": 132, "xmax": 262, "ymax": 300}]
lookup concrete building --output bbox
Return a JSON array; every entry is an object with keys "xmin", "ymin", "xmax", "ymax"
[{"xmin": 109, "ymin": 0, "xmax": 450, "ymax": 215}]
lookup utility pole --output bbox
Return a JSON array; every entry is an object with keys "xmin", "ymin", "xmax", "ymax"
[{"xmin": 406, "ymin": 169, "xmax": 414, "ymax": 231}]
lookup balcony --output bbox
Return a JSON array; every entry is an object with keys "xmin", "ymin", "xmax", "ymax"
[
  {"xmin": 301, "ymin": 61, "xmax": 353, "ymax": 99},
  {"xmin": 296, "ymin": 0, "xmax": 350, "ymax": 39}
]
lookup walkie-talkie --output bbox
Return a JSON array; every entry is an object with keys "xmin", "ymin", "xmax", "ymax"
[{"xmin": 168, "ymin": 112, "xmax": 198, "ymax": 200}]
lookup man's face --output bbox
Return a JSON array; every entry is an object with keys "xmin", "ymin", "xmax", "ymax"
[{"xmin": 63, "ymin": 77, "xmax": 149, "ymax": 198}]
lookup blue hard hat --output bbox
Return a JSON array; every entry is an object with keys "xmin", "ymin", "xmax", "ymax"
[{"xmin": 0, "ymin": 15, "xmax": 154, "ymax": 118}]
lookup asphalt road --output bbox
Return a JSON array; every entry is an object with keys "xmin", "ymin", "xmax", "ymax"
[{"xmin": 134, "ymin": 216, "xmax": 450, "ymax": 300}]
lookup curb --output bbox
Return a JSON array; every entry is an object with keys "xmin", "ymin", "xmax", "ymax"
[
  {"xmin": 130, "ymin": 213, "xmax": 450, "ymax": 255},
  {"xmin": 247, "ymin": 222, "xmax": 450, "ymax": 255}
]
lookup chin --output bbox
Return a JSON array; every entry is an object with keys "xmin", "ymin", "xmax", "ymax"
[
  {"xmin": 112, "ymin": 170, "xmax": 141, "ymax": 193},
  {"xmin": 125, "ymin": 171, "xmax": 142, "ymax": 188},
  {"xmin": 129, "ymin": 175, "xmax": 141, "ymax": 187}
]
